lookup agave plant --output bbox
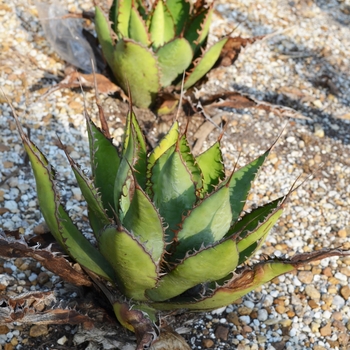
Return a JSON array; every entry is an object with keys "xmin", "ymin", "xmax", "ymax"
[
  {"xmin": 94, "ymin": 0, "xmax": 228, "ymax": 108},
  {"xmin": 10, "ymin": 100, "xmax": 350, "ymax": 349}
]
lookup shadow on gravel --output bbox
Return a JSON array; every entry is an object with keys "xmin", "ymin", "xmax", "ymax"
[{"xmin": 223, "ymin": 6, "xmax": 350, "ymax": 145}]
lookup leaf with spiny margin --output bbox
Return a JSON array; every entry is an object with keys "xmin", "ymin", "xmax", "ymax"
[
  {"xmin": 95, "ymin": 6, "xmax": 115, "ymax": 65},
  {"xmin": 99, "ymin": 226, "xmax": 158, "ymax": 300},
  {"xmin": 122, "ymin": 109, "xmax": 147, "ymax": 189},
  {"xmin": 151, "ymin": 260, "xmax": 295, "ymax": 310},
  {"xmin": 196, "ymin": 141, "xmax": 225, "ymax": 196},
  {"xmin": 183, "ymin": 37, "xmax": 228, "ymax": 90},
  {"xmin": 184, "ymin": 4, "xmax": 213, "ymax": 53},
  {"xmin": 156, "ymin": 38, "xmax": 193, "ymax": 87},
  {"xmin": 123, "ymin": 185, "xmax": 165, "ymax": 262},
  {"xmin": 174, "ymin": 185, "xmax": 232, "ymax": 259},
  {"xmin": 147, "ymin": 121, "xmax": 179, "ymax": 170},
  {"xmin": 17, "ymin": 129, "xmax": 114, "ymax": 282},
  {"xmin": 148, "ymin": 0, "xmax": 175, "ymax": 48},
  {"xmin": 222, "ymin": 147, "xmax": 272, "ymax": 225},
  {"xmin": 114, "ymin": 126, "xmax": 136, "ymax": 219},
  {"xmin": 236, "ymin": 207, "xmax": 284, "ymax": 265},
  {"xmin": 86, "ymin": 116, "xmax": 120, "ymax": 218},
  {"xmin": 110, "ymin": 39, "xmax": 160, "ymax": 108},
  {"xmin": 166, "ymin": 0, "xmax": 190, "ymax": 36},
  {"xmin": 178, "ymin": 134, "xmax": 203, "ymax": 192},
  {"xmin": 109, "ymin": 0, "xmax": 132, "ymax": 38},
  {"xmin": 128, "ymin": 5, "xmax": 150, "ymax": 46},
  {"xmin": 146, "ymin": 238, "xmax": 238, "ymax": 301},
  {"xmin": 62, "ymin": 147, "xmax": 112, "ymax": 237},
  {"xmin": 151, "ymin": 145, "xmax": 196, "ymax": 240}
]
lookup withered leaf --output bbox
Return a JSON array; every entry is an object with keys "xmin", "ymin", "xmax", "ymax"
[
  {"xmin": 219, "ymin": 36, "xmax": 264, "ymax": 67},
  {"xmin": 0, "ymin": 231, "xmax": 92, "ymax": 286},
  {"xmin": 0, "ymin": 291, "xmax": 113, "ymax": 327},
  {"xmin": 41, "ymin": 71, "xmax": 121, "ymax": 98}
]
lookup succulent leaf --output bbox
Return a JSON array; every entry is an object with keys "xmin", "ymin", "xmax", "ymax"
[
  {"xmin": 152, "ymin": 260, "xmax": 296, "ymax": 310},
  {"xmin": 17, "ymin": 126, "xmax": 115, "ymax": 282},
  {"xmin": 95, "ymin": 6, "xmax": 115, "ymax": 64},
  {"xmin": 224, "ymin": 147, "xmax": 272, "ymax": 224},
  {"xmin": 156, "ymin": 38, "xmax": 193, "ymax": 87},
  {"xmin": 128, "ymin": 5, "xmax": 151, "ymax": 46},
  {"xmin": 166, "ymin": 0, "xmax": 190, "ymax": 36},
  {"xmin": 111, "ymin": 39, "xmax": 160, "ymax": 108},
  {"xmin": 99, "ymin": 226, "xmax": 158, "ymax": 300},
  {"xmin": 114, "ymin": 107, "xmax": 147, "ymax": 217},
  {"xmin": 237, "ymin": 208, "xmax": 284, "ymax": 264},
  {"xmin": 147, "ymin": 238, "xmax": 238, "ymax": 301},
  {"xmin": 178, "ymin": 134, "xmax": 203, "ymax": 192},
  {"xmin": 123, "ymin": 185, "xmax": 165, "ymax": 262},
  {"xmin": 175, "ymin": 185, "xmax": 232, "ymax": 257},
  {"xmin": 110, "ymin": 0, "xmax": 132, "ymax": 38},
  {"xmin": 184, "ymin": 4, "xmax": 213, "ymax": 53},
  {"xmin": 151, "ymin": 144, "xmax": 196, "ymax": 240},
  {"xmin": 86, "ymin": 117, "xmax": 120, "ymax": 218},
  {"xmin": 183, "ymin": 37, "xmax": 228, "ymax": 90},
  {"xmin": 147, "ymin": 121, "xmax": 179, "ymax": 169},
  {"xmin": 196, "ymin": 140, "xmax": 225, "ymax": 195},
  {"xmin": 62, "ymin": 147, "xmax": 112, "ymax": 237},
  {"xmin": 149, "ymin": 0, "xmax": 175, "ymax": 48}
]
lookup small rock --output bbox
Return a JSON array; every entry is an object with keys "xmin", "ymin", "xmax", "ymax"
[
  {"xmin": 202, "ymin": 339, "xmax": 214, "ymax": 348},
  {"xmin": 297, "ymin": 271, "xmax": 314, "ymax": 284},
  {"xmin": 57, "ymin": 335, "xmax": 68, "ymax": 345},
  {"xmin": 332, "ymin": 295, "xmax": 345, "ymax": 309},
  {"xmin": 305, "ymin": 285, "xmax": 320, "ymax": 299},
  {"xmin": 214, "ymin": 325, "xmax": 229, "ymax": 341},
  {"xmin": 0, "ymin": 325, "xmax": 9, "ymax": 334},
  {"xmin": 314, "ymin": 123, "xmax": 324, "ymax": 137},
  {"xmin": 257, "ymin": 309, "xmax": 268, "ymax": 321},
  {"xmin": 320, "ymin": 322, "xmax": 332, "ymax": 337},
  {"xmin": 29, "ymin": 325, "xmax": 49, "ymax": 337},
  {"xmin": 37, "ymin": 272, "xmax": 50, "ymax": 286},
  {"xmin": 311, "ymin": 322, "xmax": 320, "ymax": 333},
  {"xmin": 340, "ymin": 286, "xmax": 350, "ymax": 300},
  {"xmin": 4, "ymin": 200, "xmax": 18, "ymax": 213},
  {"xmin": 271, "ymin": 341, "xmax": 285, "ymax": 350}
]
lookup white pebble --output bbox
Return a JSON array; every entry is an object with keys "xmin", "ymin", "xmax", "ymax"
[
  {"xmin": 28, "ymin": 273, "xmax": 38, "ymax": 282},
  {"xmin": 4, "ymin": 200, "xmax": 18, "ymax": 212},
  {"xmin": 257, "ymin": 309, "xmax": 268, "ymax": 321}
]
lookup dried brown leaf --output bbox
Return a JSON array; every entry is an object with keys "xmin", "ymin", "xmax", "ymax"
[{"xmin": 0, "ymin": 231, "xmax": 92, "ymax": 286}]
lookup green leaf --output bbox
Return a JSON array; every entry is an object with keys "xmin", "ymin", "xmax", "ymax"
[
  {"xmin": 95, "ymin": 6, "xmax": 115, "ymax": 64},
  {"xmin": 62, "ymin": 148, "xmax": 112, "ymax": 237},
  {"xmin": 224, "ymin": 147, "xmax": 272, "ymax": 224},
  {"xmin": 109, "ymin": 0, "xmax": 132, "ymax": 37},
  {"xmin": 174, "ymin": 185, "xmax": 232, "ymax": 256},
  {"xmin": 151, "ymin": 144, "xmax": 196, "ymax": 240},
  {"xmin": 152, "ymin": 261, "xmax": 295, "ymax": 310},
  {"xmin": 156, "ymin": 38, "xmax": 193, "ymax": 87},
  {"xmin": 183, "ymin": 37, "xmax": 228, "ymax": 90},
  {"xmin": 110, "ymin": 39, "xmax": 160, "ymax": 108},
  {"xmin": 237, "ymin": 208, "xmax": 284, "ymax": 264},
  {"xmin": 149, "ymin": 0, "xmax": 175, "ymax": 48},
  {"xmin": 196, "ymin": 141, "xmax": 225, "ymax": 195},
  {"xmin": 166, "ymin": 0, "xmax": 190, "ymax": 36},
  {"xmin": 146, "ymin": 238, "xmax": 238, "ymax": 301},
  {"xmin": 128, "ymin": 5, "xmax": 151, "ymax": 46},
  {"xmin": 178, "ymin": 134, "xmax": 202, "ymax": 192},
  {"xmin": 86, "ymin": 117, "xmax": 120, "ymax": 218},
  {"xmin": 99, "ymin": 226, "xmax": 158, "ymax": 300},
  {"xmin": 147, "ymin": 121, "xmax": 179, "ymax": 169},
  {"xmin": 184, "ymin": 4, "xmax": 213, "ymax": 52},
  {"xmin": 18, "ymin": 129, "xmax": 114, "ymax": 282},
  {"xmin": 123, "ymin": 185, "xmax": 165, "ymax": 262}
]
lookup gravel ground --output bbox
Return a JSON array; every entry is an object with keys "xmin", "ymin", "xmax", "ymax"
[{"xmin": 1, "ymin": 0, "xmax": 350, "ymax": 349}]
